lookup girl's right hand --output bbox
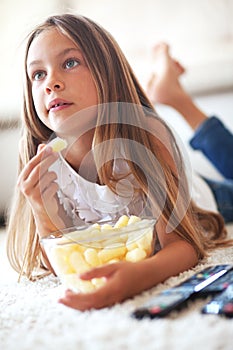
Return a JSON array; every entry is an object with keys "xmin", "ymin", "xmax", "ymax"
[{"xmin": 17, "ymin": 144, "xmax": 62, "ymax": 237}]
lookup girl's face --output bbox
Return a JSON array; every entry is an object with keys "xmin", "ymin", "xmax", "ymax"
[{"xmin": 27, "ymin": 28, "xmax": 98, "ymax": 133}]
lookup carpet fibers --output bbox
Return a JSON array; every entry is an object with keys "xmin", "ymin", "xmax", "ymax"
[{"xmin": 1, "ymin": 226, "xmax": 233, "ymax": 350}]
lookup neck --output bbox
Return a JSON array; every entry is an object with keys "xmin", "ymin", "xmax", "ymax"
[{"xmin": 62, "ymin": 128, "xmax": 98, "ymax": 181}]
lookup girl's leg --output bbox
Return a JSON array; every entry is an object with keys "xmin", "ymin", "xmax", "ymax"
[
  {"xmin": 146, "ymin": 42, "xmax": 185, "ymax": 107},
  {"xmin": 146, "ymin": 42, "xmax": 207, "ymax": 130},
  {"xmin": 190, "ymin": 117, "xmax": 233, "ymax": 180},
  {"xmin": 203, "ymin": 177, "xmax": 233, "ymax": 223},
  {"xmin": 147, "ymin": 43, "xmax": 233, "ymax": 179}
]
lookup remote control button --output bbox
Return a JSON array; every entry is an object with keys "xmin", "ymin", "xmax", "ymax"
[
  {"xmin": 223, "ymin": 303, "xmax": 233, "ymax": 314},
  {"xmin": 150, "ymin": 306, "xmax": 162, "ymax": 314},
  {"xmin": 203, "ymin": 273, "xmax": 210, "ymax": 278}
]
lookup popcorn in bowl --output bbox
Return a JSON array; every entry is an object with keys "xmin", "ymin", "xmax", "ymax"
[{"xmin": 41, "ymin": 215, "xmax": 156, "ymax": 293}]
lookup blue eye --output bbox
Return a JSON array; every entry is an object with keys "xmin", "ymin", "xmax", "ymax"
[
  {"xmin": 64, "ymin": 58, "xmax": 79, "ymax": 69},
  {"xmin": 33, "ymin": 71, "xmax": 46, "ymax": 81}
]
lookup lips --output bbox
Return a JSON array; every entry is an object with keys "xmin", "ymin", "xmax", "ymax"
[{"xmin": 48, "ymin": 98, "xmax": 73, "ymax": 111}]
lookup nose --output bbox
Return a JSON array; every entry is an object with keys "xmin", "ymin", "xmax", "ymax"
[{"xmin": 45, "ymin": 74, "xmax": 65, "ymax": 94}]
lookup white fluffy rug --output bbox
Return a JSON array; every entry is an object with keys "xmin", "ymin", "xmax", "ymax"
[{"xmin": 1, "ymin": 225, "xmax": 233, "ymax": 350}]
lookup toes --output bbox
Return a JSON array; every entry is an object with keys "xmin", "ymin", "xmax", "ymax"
[
  {"xmin": 152, "ymin": 42, "xmax": 169, "ymax": 57},
  {"xmin": 174, "ymin": 60, "xmax": 186, "ymax": 75}
]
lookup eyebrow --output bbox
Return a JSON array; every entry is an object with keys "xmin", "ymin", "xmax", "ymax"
[{"xmin": 27, "ymin": 47, "xmax": 82, "ymax": 68}]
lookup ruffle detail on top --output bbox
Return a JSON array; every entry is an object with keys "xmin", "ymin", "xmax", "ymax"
[{"xmin": 50, "ymin": 154, "xmax": 145, "ymax": 225}]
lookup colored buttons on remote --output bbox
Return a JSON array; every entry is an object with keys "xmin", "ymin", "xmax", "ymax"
[{"xmin": 200, "ymin": 270, "xmax": 233, "ymax": 294}]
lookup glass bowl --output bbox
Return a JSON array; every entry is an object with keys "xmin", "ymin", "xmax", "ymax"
[{"xmin": 41, "ymin": 215, "xmax": 156, "ymax": 293}]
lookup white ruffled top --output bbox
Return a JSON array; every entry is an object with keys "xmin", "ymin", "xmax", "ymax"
[
  {"xmin": 50, "ymin": 154, "xmax": 146, "ymax": 225},
  {"xmin": 50, "ymin": 152, "xmax": 217, "ymax": 226}
]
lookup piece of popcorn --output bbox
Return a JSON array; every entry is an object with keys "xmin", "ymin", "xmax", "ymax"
[
  {"xmin": 107, "ymin": 258, "xmax": 120, "ymax": 264},
  {"xmin": 136, "ymin": 230, "xmax": 153, "ymax": 252},
  {"xmin": 65, "ymin": 228, "xmax": 99, "ymax": 245},
  {"xmin": 51, "ymin": 245, "xmax": 76, "ymax": 274},
  {"xmin": 91, "ymin": 223, "xmax": 101, "ymax": 231},
  {"xmin": 86, "ymin": 228, "xmax": 104, "ymax": 240},
  {"xmin": 63, "ymin": 274, "xmax": 95, "ymax": 293},
  {"xmin": 114, "ymin": 215, "xmax": 129, "ymax": 228},
  {"xmin": 75, "ymin": 279, "xmax": 96, "ymax": 293},
  {"xmin": 101, "ymin": 224, "xmax": 114, "ymax": 231},
  {"xmin": 127, "ymin": 215, "xmax": 141, "ymax": 225},
  {"xmin": 69, "ymin": 251, "xmax": 90, "ymax": 273},
  {"xmin": 126, "ymin": 239, "xmax": 138, "ymax": 251},
  {"xmin": 125, "ymin": 248, "xmax": 147, "ymax": 262},
  {"xmin": 84, "ymin": 248, "xmax": 101, "ymax": 266},
  {"xmin": 102, "ymin": 236, "xmax": 126, "ymax": 248},
  {"xmin": 98, "ymin": 246, "xmax": 126, "ymax": 263},
  {"xmin": 91, "ymin": 277, "xmax": 106, "ymax": 289},
  {"xmin": 49, "ymin": 137, "xmax": 67, "ymax": 152},
  {"xmin": 58, "ymin": 236, "xmax": 86, "ymax": 253}
]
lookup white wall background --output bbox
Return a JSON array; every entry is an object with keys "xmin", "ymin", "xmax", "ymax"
[
  {"xmin": 69, "ymin": 0, "xmax": 233, "ymax": 93},
  {"xmin": 0, "ymin": 0, "xmax": 233, "ymax": 119}
]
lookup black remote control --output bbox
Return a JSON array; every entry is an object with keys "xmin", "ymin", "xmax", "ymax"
[
  {"xmin": 132, "ymin": 264, "xmax": 233, "ymax": 319},
  {"xmin": 132, "ymin": 286, "xmax": 191, "ymax": 319},
  {"xmin": 202, "ymin": 284, "xmax": 233, "ymax": 318},
  {"xmin": 200, "ymin": 269, "xmax": 233, "ymax": 295},
  {"xmin": 177, "ymin": 264, "xmax": 233, "ymax": 292}
]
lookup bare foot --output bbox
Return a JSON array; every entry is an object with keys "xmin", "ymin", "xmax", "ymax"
[{"xmin": 146, "ymin": 43, "xmax": 186, "ymax": 107}]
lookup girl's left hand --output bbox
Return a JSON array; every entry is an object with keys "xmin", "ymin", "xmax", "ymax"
[{"xmin": 58, "ymin": 260, "xmax": 149, "ymax": 310}]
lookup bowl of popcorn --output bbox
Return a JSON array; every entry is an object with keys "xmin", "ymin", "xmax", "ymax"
[{"xmin": 41, "ymin": 215, "xmax": 156, "ymax": 293}]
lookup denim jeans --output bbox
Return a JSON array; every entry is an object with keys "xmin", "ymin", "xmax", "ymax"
[
  {"xmin": 203, "ymin": 177, "xmax": 233, "ymax": 223},
  {"xmin": 190, "ymin": 116, "xmax": 233, "ymax": 223},
  {"xmin": 190, "ymin": 116, "xmax": 233, "ymax": 179}
]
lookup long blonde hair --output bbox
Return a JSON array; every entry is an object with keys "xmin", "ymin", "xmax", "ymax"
[{"xmin": 7, "ymin": 14, "xmax": 230, "ymax": 280}]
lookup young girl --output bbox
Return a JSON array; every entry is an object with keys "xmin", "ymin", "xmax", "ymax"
[{"xmin": 7, "ymin": 14, "xmax": 232, "ymax": 311}]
